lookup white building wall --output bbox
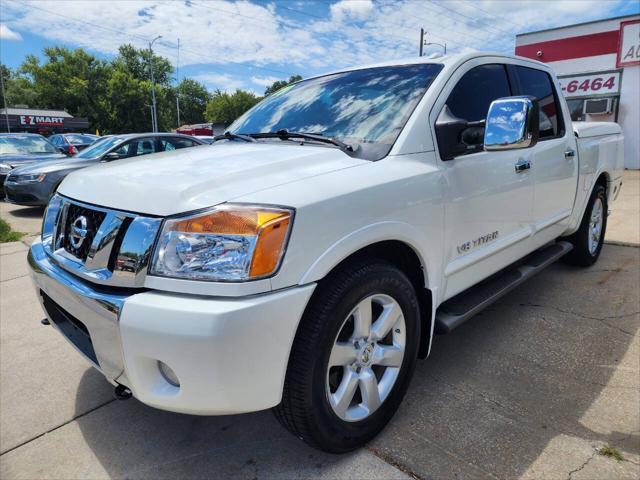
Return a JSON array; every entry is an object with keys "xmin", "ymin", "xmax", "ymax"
[{"xmin": 517, "ymin": 15, "xmax": 640, "ymax": 169}]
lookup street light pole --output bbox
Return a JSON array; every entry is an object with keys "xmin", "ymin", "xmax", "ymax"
[
  {"xmin": 148, "ymin": 35, "xmax": 162, "ymax": 132},
  {"xmin": 176, "ymin": 38, "xmax": 181, "ymax": 129},
  {"xmin": 0, "ymin": 69, "xmax": 11, "ymax": 133}
]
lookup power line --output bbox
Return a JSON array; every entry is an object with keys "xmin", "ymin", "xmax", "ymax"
[
  {"xmin": 423, "ymin": 0, "xmax": 515, "ymax": 38},
  {"xmin": 460, "ymin": 0, "xmax": 530, "ymax": 31}
]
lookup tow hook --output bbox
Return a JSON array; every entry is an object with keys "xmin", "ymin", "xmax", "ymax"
[{"xmin": 114, "ymin": 384, "xmax": 133, "ymax": 400}]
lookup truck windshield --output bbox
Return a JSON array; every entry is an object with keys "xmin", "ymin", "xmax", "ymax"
[{"xmin": 229, "ymin": 63, "xmax": 443, "ymax": 160}]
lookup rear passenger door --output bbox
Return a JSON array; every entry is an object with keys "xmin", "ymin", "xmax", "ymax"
[
  {"xmin": 434, "ymin": 61, "xmax": 535, "ymax": 299},
  {"xmin": 159, "ymin": 137, "xmax": 200, "ymax": 151},
  {"xmin": 513, "ymin": 66, "xmax": 578, "ymax": 244},
  {"xmin": 112, "ymin": 138, "xmax": 159, "ymax": 159}
]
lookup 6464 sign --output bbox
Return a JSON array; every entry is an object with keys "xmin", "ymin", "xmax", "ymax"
[{"xmin": 558, "ymin": 71, "xmax": 621, "ymax": 99}]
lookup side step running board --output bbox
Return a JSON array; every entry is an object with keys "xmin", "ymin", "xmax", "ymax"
[{"xmin": 435, "ymin": 241, "xmax": 573, "ymax": 334}]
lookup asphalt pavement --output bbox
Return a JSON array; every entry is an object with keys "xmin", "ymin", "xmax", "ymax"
[{"xmin": 0, "ymin": 172, "xmax": 638, "ymax": 479}]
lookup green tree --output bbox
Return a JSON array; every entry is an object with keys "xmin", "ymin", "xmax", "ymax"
[
  {"xmin": 103, "ymin": 66, "xmax": 153, "ymax": 133},
  {"xmin": 0, "ymin": 64, "xmax": 38, "ymax": 107},
  {"xmin": 264, "ymin": 75, "xmax": 302, "ymax": 96},
  {"xmin": 19, "ymin": 47, "xmax": 111, "ymax": 131},
  {"xmin": 176, "ymin": 78, "xmax": 211, "ymax": 125},
  {"xmin": 114, "ymin": 44, "xmax": 173, "ymax": 86},
  {"xmin": 204, "ymin": 89, "xmax": 261, "ymax": 125}
]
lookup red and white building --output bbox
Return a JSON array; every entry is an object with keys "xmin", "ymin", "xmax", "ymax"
[{"xmin": 516, "ymin": 14, "xmax": 639, "ymax": 169}]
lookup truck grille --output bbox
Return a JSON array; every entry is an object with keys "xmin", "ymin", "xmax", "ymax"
[
  {"xmin": 43, "ymin": 194, "xmax": 162, "ymax": 288},
  {"xmin": 62, "ymin": 203, "xmax": 106, "ymax": 261}
]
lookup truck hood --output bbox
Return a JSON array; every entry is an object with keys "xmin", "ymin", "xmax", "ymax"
[{"xmin": 58, "ymin": 142, "xmax": 366, "ymax": 216}]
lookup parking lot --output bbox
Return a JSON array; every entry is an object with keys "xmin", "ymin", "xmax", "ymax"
[{"xmin": 1, "ymin": 172, "xmax": 638, "ymax": 479}]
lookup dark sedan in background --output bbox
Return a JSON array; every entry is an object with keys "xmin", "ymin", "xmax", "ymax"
[
  {"xmin": 3, "ymin": 133, "xmax": 205, "ymax": 206},
  {"xmin": 49, "ymin": 133, "xmax": 99, "ymax": 155},
  {"xmin": 0, "ymin": 133, "xmax": 70, "ymax": 197}
]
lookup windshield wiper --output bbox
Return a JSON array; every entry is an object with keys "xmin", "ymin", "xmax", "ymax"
[
  {"xmin": 212, "ymin": 131, "xmax": 256, "ymax": 143},
  {"xmin": 248, "ymin": 129, "xmax": 354, "ymax": 152}
]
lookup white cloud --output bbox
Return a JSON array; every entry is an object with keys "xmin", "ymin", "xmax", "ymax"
[
  {"xmin": 330, "ymin": 0, "xmax": 374, "ymax": 22},
  {"xmin": 191, "ymin": 73, "xmax": 246, "ymax": 92},
  {"xmin": 250, "ymin": 76, "xmax": 280, "ymax": 87},
  {"xmin": 0, "ymin": 24, "xmax": 22, "ymax": 41},
  {"xmin": 0, "ymin": 0, "xmax": 632, "ymax": 82}
]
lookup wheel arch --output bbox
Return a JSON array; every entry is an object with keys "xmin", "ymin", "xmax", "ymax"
[{"xmin": 300, "ymin": 225, "xmax": 435, "ymax": 359}]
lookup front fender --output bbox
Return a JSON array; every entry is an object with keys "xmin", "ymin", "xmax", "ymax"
[{"xmin": 299, "ymin": 221, "xmax": 432, "ymax": 287}]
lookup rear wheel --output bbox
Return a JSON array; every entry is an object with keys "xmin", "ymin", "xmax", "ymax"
[
  {"xmin": 273, "ymin": 260, "xmax": 420, "ymax": 452},
  {"xmin": 564, "ymin": 184, "xmax": 607, "ymax": 266}
]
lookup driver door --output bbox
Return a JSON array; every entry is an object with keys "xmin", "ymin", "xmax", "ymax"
[{"xmin": 435, "ymin": 61, "xmax": 535, "ymax": 300}]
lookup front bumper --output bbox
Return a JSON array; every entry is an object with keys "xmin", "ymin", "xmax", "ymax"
[
  {"xmin": 4, "ymin": 180, "xmax": 53, "ymax": 206},
  {"xmin": 29, "ymin": 239, "xmax": 316, "ymax": 415}
]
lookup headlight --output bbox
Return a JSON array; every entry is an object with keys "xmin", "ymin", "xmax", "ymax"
[
  {"xmin": 150, "ymin": 204, "xmax": 294, "ymax": 281},
  {"xmin": 0, "ymin": 163, "xmax": 11, "ymax": 174},
  {"xmin": 13, "ymin": 173, "xmax": 46, "ymax": 183}
]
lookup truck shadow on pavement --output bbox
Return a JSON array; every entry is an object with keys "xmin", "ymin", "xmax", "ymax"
[
  {"xmin": 73, "ymin": 245, "xmax": 640, "ymax": 479},
  {"xmin": 2, "ymin": 205, "xmax": 44, "ymax": 218}
]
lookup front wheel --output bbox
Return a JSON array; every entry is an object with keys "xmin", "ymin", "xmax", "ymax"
[
  {"xmin": 273, "ymin": 260, "xmax": 420, "ymax": 453},
  {"xmin": 564, "ymin": 183, "xmax": 608, "ymax": 266}
]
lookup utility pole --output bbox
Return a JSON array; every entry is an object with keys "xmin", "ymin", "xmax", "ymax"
[
  {"xmin": 0, "ymin": 68, "xmax": 10, "ymax": 133},
  {"xmin": 176, "ymin": 38, "xmax": 181, "ymax": 129},
  {"xmin": 149, "ymin": 35, "xmax": 162, "ymax": 132},
  {"xmin": 419, "ymin": 28, "xmax": 424, "ymax": 57}
]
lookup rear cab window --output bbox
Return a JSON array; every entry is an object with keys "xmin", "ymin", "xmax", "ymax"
[{"xmin": 513, "ymin": 66, "xmax": 565, "ymax": 140}]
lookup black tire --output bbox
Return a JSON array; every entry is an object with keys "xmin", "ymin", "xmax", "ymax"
[
  {"xmin": 273, "ymin": 259, "xmax": 421, "ymax": 453},
  {"xmin": 564, "ymin": 184, "xmax": 608, "ymax": 266}
]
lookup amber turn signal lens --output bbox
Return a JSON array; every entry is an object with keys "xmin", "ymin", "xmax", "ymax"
[
  {"xmin": 250, "ymin": 215, "xmax": 291, "ymax": 277},
  {"xmin": 169, "ymin": 207, "xmax": 289, "ymax": 236}
]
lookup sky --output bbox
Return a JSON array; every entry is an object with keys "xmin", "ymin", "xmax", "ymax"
[{"xmin": 1, "ymin": 0, "xmax": 639, "ymax": 95}]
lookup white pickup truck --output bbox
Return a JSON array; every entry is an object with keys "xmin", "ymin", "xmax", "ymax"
[{"xmin": 29, "ymin": 52, "xmax": 624, "ymax": 452}]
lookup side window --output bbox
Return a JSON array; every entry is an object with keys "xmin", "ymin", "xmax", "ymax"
[
  {"xmin": 112, "ymin": 141, "xmax": 133, "ymax": 158},
  {"xmin": 134, "ymin": 138, "xmax": 158, "ymax": 156},
  {"xmin": 159, "ymin": 140, "xmax": 176, "ymax": 152},
  {"xmin": 169, "ymin": 137, "xmax": 198, "ymax": 149},
  {"xmin": 445, "ymin": 64, "xmax": 512, "ymax": 153},
  {"xmin": 515, "ymin": 66, "xmax": 564, "ymax": 139},
  {"xmin": 50, "ymin": 135, "xmax": 60, "ymax": 146}
]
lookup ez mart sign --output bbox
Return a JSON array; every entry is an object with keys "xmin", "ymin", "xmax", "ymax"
[
  {"xmin": 558, "ymin": 71, "xmax": 621, "ymax": 99},
  {"xmin": 19, "ymin": 115, "xmax": 65, "ymax": 126},
  {"xmin": 617, "ymin": 19, "xmax": 640, "ymax": 67}
]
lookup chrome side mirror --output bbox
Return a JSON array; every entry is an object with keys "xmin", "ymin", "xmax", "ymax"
[{"xmin": 484, "ymin": 96, "xmax": 539, "ymax": 151}]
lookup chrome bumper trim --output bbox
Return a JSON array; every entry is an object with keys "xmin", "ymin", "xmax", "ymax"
[{"xmin": 29, "ymin": 240, "xmax": 131, "ymax": 380}]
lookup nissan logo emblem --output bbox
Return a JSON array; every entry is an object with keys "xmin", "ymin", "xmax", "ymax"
[{"xmin": 69, "ymin": 216, "xmax": 88, "ymax": 250}]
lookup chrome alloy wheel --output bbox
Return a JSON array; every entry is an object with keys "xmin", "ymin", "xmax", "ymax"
[
  {"xmin": 588, "ymin": 197, "xmax": 604, "ymax": 255},
  {"xmin": 326, "ymin": 294, "xmax": 406, "ymax": 422}
]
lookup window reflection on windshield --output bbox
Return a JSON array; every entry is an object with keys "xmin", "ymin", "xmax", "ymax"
[
  {"xmin": 230, "ymin": 64, "xmax": 442, "ymax": 150},
  {"xmin": 75, "ymin": 136, "xmax": 122, "ymax": 158},
  {"xmin": 0, "ymin": 135, "xmax": 58, "ymax": 155}
]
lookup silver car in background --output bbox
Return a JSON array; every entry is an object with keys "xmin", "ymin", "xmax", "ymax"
[{"xmin": 3, "ymin": 133, "xmax": 205, "ymax": 206}]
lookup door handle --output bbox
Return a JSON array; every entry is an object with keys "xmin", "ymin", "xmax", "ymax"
[
  {"xmin": 515, "ymin": 160, "xmax": 531, "ymax": 173},
  {"xmin": 565, "ymin": 148, "xmax": 576, "ymax": 159}
]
